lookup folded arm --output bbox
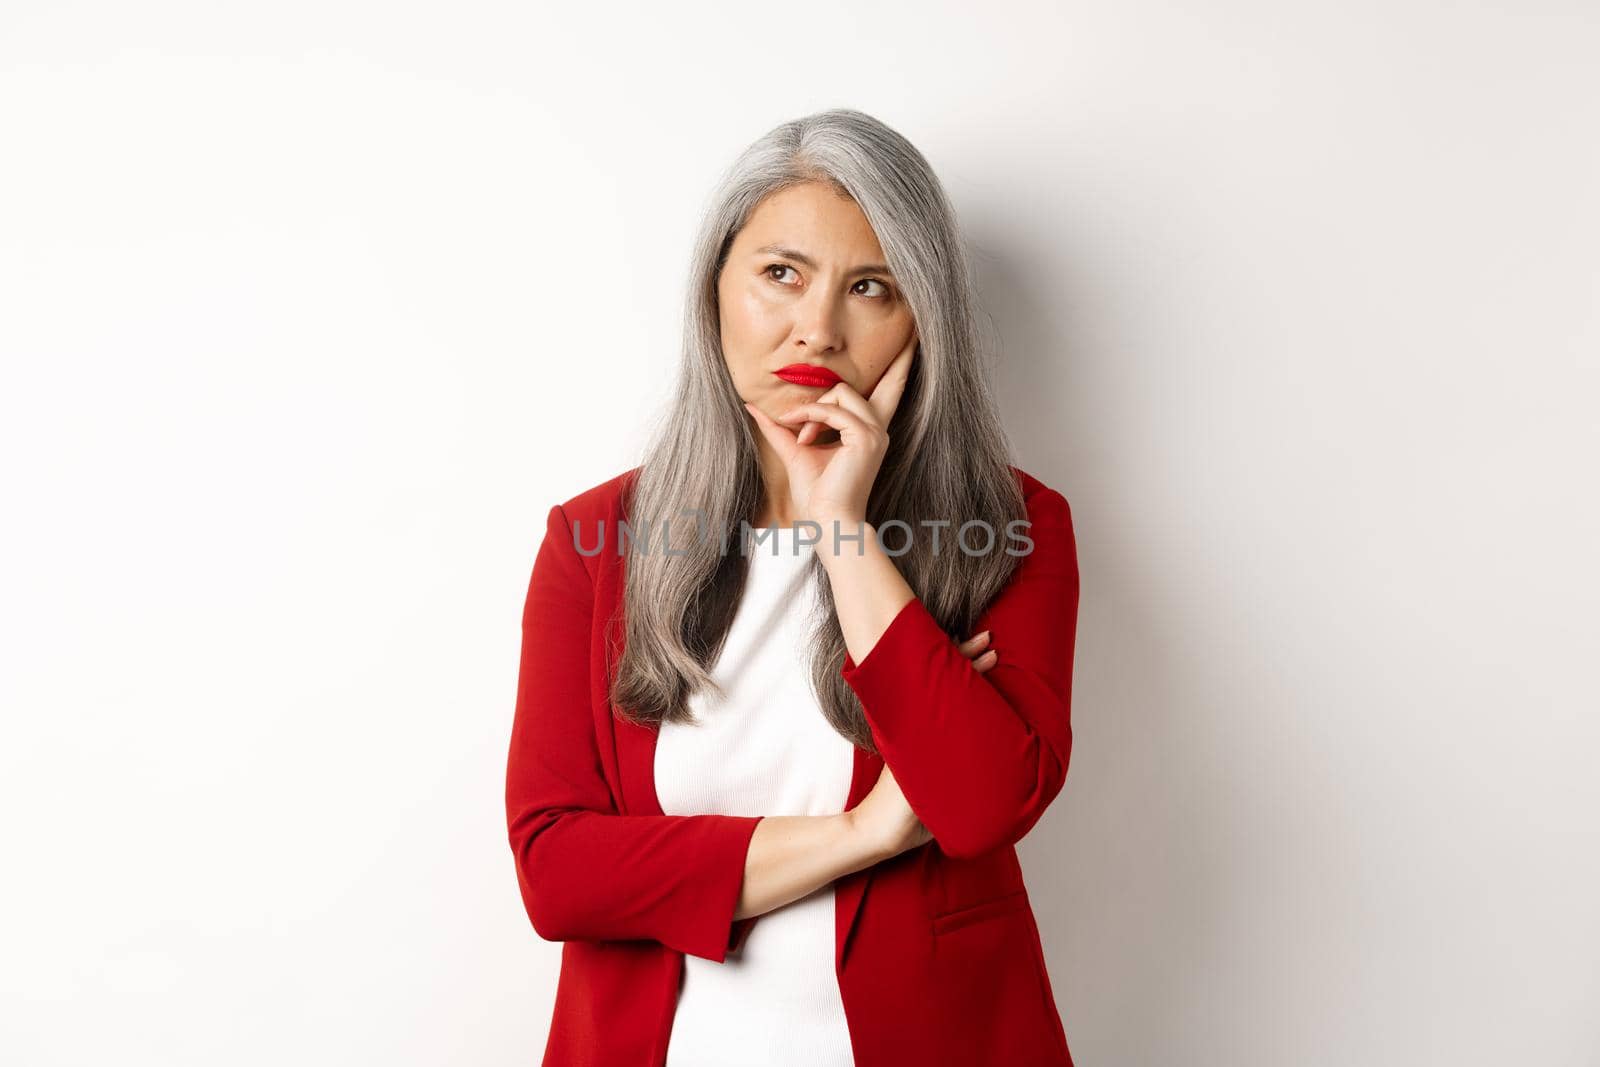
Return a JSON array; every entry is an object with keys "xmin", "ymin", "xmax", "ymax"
[
  {"xmin": 828, "ymin": 488, "xmax": 1082, "ymax": 860},
  {"xmin": 506, "ymin": 503, "xmax": 895, "ymax": 961}
]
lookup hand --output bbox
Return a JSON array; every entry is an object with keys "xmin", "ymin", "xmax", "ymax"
[
  {"xmin": 847, "ymin": 629, "xmax": 996, "ymax": 860},
  {"xmin": 957, "ymin": 628, "xmax": 997, "ymax": 674},
  {"xmin": 743, "ymin": 330, "xmax": 917, "ymax": 530}
]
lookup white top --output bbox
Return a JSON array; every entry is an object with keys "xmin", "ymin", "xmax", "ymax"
[{"xmin": 654, "ymin": 526, "xmax": 858, "ymax": 1067}]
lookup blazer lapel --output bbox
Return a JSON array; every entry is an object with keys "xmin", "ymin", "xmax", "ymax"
[
  {"xmin": 834, "ymin": 743, "xmax": 884, "ymax": 973},
  {"xmin": 601, "ymin": 554, "xmax": 666, "ymax": 818}
]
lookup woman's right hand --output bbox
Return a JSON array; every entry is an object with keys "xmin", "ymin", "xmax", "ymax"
[{"xmin": 847, "ymin": 629, "xmax": 997, "ymax": 860}]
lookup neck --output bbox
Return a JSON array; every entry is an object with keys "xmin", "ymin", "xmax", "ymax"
[{"xmin": 750, "ymin": 435, "xmax": 797, "ymax": 528}]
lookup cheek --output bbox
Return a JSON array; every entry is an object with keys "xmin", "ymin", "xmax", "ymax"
[
  {"xmin": 860, "ymin": 317, "xmax": 913, "ymax": 369},
  {"xmin": 726, "ymin": 281, "xmax": 784, "ymax": 331},
  {"xmin": 720, "ymin": 287, "xmax": 769, "ymax": 388},
  {"xmin": 722, "ymin": 285, "xmax": 785, "ymax": 356}
]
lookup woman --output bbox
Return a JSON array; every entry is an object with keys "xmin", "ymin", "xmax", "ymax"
[{"xmin": 506, "ymin": 108, "xmax": 1081, "ymax": 1067}]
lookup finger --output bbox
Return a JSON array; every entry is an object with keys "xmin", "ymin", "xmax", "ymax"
[
  {"xmin": 795, "ymin": 393, "xmax": 851, "ymax": 446},
  {"xmin": 773, "ymin": 401, "xmax": 875, "ymax": 445},
  {"xmin": 956, "ymin": 630, "xmax": 992, "ymax": 655},
  {"xmin": 866, "ymin": 330, "xmax": 918, "ymax": 427},
  {"xmin": 971, "ymin": 649, "xmax": 997, "ymax": 673},
  {"xmin": 743, "ymin": 401, "xmax": 801, "ymax": 463},
  {"xmin": 807, "ymin": 366, "xmax": 904, "ymax": 432},
  {"xmin": 811, "ymin": 380, "xmax": 882, "ymax": 430},
  {"xmin": 797, "ymin": 418, "xmax": 834, "ymax": 446}
]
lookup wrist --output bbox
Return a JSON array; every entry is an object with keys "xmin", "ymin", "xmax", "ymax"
[
  {"xmin": 838, "ymin": 807, "xmax": 893, "ymax": 869},
  {"xmin": 811, "ymin": 515, "xmax": 874, "ymax": 558}
]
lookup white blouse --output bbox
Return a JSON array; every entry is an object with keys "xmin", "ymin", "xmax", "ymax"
[{"xmin": 654, "ymin": 526, "xmax": 858, "ymax": 1067}]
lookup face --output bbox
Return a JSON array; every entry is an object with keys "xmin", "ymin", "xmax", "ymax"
[{"xmin": 716, "ymin": 181, "xmax": 917, "ymax": 422}]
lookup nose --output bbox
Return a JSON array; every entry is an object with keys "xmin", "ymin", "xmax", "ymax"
[{"xmin": 792, "ymin": 288, "xmax": 845, "ymax": 354}]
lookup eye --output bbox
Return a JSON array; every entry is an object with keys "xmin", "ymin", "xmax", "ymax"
[{"xmin": 763, "ymin": 264, "xmax": 893, "ymax": 300}]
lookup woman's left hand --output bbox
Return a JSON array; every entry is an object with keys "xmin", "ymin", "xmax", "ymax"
[
  {"xmin": 959, "ymin": 628, "xmax": 998, "ymax": 673},
  {"xmin": 744, "ymin": 330, "xmax": 917, "ymax": 530}
]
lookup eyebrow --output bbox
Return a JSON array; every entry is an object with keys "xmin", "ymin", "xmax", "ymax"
[{"xmin": 753, "ymin": 244, "xmax": 893, "ymax": 277}]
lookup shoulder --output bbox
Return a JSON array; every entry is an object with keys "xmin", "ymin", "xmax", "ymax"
[
  {"xmin": 1008, "ymin": 465, "xmax": 1073, "ymax": 527},
  {"xmin": 532, "ymin": 468, "xmax": 641, "ymax": 591},
  {"xmin": 552, "ymin": 465, "xmax": 642, "ymax": 527},
  {"xmin": 1005, "ymin": 466, "xmax": 1077, "ymax": 580}
]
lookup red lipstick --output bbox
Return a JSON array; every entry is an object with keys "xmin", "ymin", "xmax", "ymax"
[{"xmin": 774, "ymin": 363, "xmax": 842, "ymax": 388}]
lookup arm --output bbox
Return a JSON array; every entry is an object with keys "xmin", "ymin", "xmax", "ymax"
[
  {"xmin": 820, "ymin": 488, "xmax": 1082, "ymax": 860},
  {"xmin": 507, "ymin": 503, "xmax": 761, "ymax": 961},
  {"xmin": 506, "ymin": 504, "xmax": 888, "ymax": 961},
  {"xmin": 737, "ymin": 812, "xmax": 889, "ymax": 919}
]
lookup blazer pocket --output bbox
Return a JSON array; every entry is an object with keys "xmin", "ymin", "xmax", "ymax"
[{"xmin": 931, "ymin": 888, "xmax": 1029, "ymax": 936}]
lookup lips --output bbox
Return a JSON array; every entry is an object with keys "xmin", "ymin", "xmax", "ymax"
[{"xmin": 774, "ymin": 364, "xmax": 842, "ymax": 388}]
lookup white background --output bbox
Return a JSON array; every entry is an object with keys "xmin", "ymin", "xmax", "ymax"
[{"xmin": 3, "ymin": 2, "xmax": 1597, "ymax": 1064}]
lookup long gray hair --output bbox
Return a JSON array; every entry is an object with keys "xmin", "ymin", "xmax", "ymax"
[{"xmin": 609, "ymin": 107, "xmax": 1026, "ymax": 753}]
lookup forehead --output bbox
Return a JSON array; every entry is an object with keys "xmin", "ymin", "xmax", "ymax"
[{"xmin": 731, "ymin": 182, "xmax": 887, "ymax": 261}]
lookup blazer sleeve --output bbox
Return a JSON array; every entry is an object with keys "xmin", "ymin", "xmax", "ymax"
[
  {"xmin": 840, "ymin": 487, "xmax": 1081, "ymax": 860},
  {"xmin": 506, "ymin": 503, "xmax": 763, "ymax": 962}
]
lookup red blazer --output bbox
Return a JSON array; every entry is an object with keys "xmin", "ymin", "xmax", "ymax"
[{"xmin": 506, "ymin": 464, "xmax": 1081, "ymax": 1066}]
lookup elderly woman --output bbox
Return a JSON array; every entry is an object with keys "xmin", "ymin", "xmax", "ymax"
[{"xmin": 506, "ymin": 108, "xmax": 1081, "ymax": 1066}]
